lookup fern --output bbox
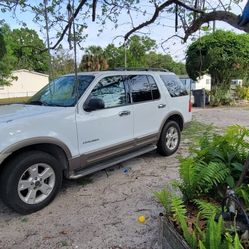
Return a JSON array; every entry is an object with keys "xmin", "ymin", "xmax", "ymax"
[
  {"xmin": 179, "ymin": 157, "xmax": 197, "ymax": 187},
  {"xmin": 236, "ymin": 184, "xmax": 249, "ymax": 206},
  {"xmin": 171, "ymin": 196, "xmax": 198, "ymax": 248},
  {"xmin": 197, "ymin": 162, "xmax": 230, "ymax": 190},
  {"xmin": 193, "ymin": 199, "xmax": 220, "ymax": 219},
  {"xmin": 204, "ymin": 215, "xmax": 223, "ymax": 249},
  {"xmin": 154, "ymin": 188, "xmax": 172, "ymax": 213},
  {"xmin": 224, "ymin": 232, "xmax": 244, "ymax": 249},
  {"xmin": 198, "ymin": 240, "xmax": 207, "ymax": 249},
  {"xmin": 179, "ymin": 159, "xmax": 230, "ymax": 200}
]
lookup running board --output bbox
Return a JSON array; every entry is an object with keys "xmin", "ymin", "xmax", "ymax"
[{"xmin": 69, "ymin": 145, "xmax": 157, "ymax": 179}]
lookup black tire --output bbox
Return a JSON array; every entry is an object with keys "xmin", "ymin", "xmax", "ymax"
[
  {"xmin": 0, "ymin": 151, "xmax": 62, "ymax": 214},
  {"xmin": 157, "ymin": 120, "xmax": 181, "ymax": 156}
]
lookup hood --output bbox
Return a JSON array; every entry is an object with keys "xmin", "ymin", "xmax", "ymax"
[{"xmin": 0, "ymin": 104, "xmax": 61, "ymax": 123}]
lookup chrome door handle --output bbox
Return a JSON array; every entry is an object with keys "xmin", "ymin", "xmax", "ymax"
[
  {"xmin": 119, "ymin": 110, "xmax": 131, "ymax": 116},
  {"xmin": 158, "ymin": 104, "xmax": 166, "ymax": 109}
]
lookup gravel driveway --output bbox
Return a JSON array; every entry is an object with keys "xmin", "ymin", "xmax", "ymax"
[{"xmin": 0, "ymin": 107, "xmax": 249, "ymax": 249}]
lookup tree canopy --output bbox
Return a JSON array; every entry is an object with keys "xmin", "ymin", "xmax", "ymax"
[
  {"xmin": 0, "ymin": 25, "xmax": 49, "ymax": 85},
  {"xmin": 186, "ymin": 30, "xmax": 249, "ymax": 89},
  {"xmin": 1, "ymin": 0, "xmax": 249, "ymax": 85},
  {"xmin": 9, "ymin": 28, "xmax": 49, "ymax": 72},
  {"xmin": 78, "ymin": 35, "xmax": 186, "ymax": 74},
  {"xmin": 0, "ymin": 1, "xmax": 248, "ymax": 52}
]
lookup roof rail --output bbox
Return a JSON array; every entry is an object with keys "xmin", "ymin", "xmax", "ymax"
[{"xmin": 112, "ymin": 67, "xmax": 169, "ymax": 72}]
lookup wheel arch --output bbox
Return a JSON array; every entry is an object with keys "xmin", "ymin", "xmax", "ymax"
[
  {"xmin": 0, "ymin": 138, "xmax": 72, "ymax": 176},
  {"xmin": 159, "ymin": 112, "xmax": 184, "ymax": 135}
]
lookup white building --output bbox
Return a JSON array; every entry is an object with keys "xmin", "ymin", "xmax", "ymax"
[
  {"xmin": 0, "ymin": 69, "xmax": 49, "ymax": 99},
  {"xmin": 179, "ymin": 74, "xmax": 212, "ymax": 92}
]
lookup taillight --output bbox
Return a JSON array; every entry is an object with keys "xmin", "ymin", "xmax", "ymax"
[{"xmin": 189, "ymin": 99, "xmax": 192, "ymax": 112}]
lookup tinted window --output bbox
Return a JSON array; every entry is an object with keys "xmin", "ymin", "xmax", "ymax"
[
  {"xmin": 129, "ymin": 75, "xmax": 152, "ymax": 103},
  {"xmin": 147, "ymin": 75, "xmax": 160, "ymax": 100},
  {"xmin": 160, "ymin": 75, "xmax": 188, "ymax": 97},
  {"xmin": 88, "ymin": 76, "xmax": 126, "ymax": 108}
]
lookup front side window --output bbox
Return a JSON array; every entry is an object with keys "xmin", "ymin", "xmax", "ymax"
[
  {"xmin": 88, "ymin": 75, "xmax": 126, "ymax": 108},
  {"xmin": 27, "ymin": 75, "xmax": 94, "ymax": 107},
  {"xmin": 129, "ymin": 75, "xmax": 152, "ymax": 103},
  {"xmin": 160, "ymin": 75, "xmax": 188, "ymax": 97}
]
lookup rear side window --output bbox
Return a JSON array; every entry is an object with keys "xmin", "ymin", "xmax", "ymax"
[
  {"xmin": 128, "ymin": 75, "xmax": 160, "ymax": 103},
  {"xmin": 129, "ymin": 75, "xmax": 152, "ymax": 102},
  {"xmin": 160, "ymin": 75, "xmax": 188, "ymax": 97}
]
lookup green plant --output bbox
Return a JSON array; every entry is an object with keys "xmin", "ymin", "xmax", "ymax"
[
  {"xmin": 178, "ymin": 158, "xmax": 230, "ymax": 200},
  {"xmin": 235, "ymin": 184, "xmax": 249, "ymax": 206},
  {"xmin": 154, "ymin": 188, "xmax": 173, "ymax": 213},
  {"xmin": 193, "ymin": 199, "xmax": 220, "ymax": 219},
  {"xmin": 235, "ymin": 86, "xmax": 249, "ymax": 100},
  {"xmin": 210, "ymin": 87, "xmax": 232, "ymax": 106},
  {"xmin": 155, "ymin": 190, "xmax": 243, "ymax": 249},
  {"xmin": 171, "ymin": 196, "xmax": 198, "ymax": 248},
  {"xmin": 193, "ymin": 125, "xmax": 249, "ymax": 188},
  {"xmin": 156, "ymin": 125, "xmax": 249, "ymax": 248}
]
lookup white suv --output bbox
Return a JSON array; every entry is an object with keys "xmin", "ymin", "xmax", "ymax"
[{"xmin": 0, "ymin": 69, "xmax": 192, "ymax": 214}]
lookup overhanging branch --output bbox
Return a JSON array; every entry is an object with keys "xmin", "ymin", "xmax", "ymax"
[
  {"xmin": 124, "ymin": 0, "xmax": 203, "ymax": 41},
  {"xmin": 184, "ymin": 11, "xmax": 249, "ymax": 41},
  {"xmin": 43, "ymin": 0, "xmax": 87, "ymax": 51}
]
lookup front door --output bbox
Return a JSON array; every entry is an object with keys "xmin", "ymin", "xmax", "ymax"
[{"xmin": 76, "ymin": 75, "xmax": 134, "ymax": 166}]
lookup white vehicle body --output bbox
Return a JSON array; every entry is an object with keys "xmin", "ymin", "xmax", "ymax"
[{"xmin": 0, "ymin": 70, "xmax": 192, "ymax": 213}]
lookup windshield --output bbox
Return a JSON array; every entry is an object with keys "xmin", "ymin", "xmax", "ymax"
[{"xmin": 27, "ymin": 75, "xmax": 95, "ymax": 107}]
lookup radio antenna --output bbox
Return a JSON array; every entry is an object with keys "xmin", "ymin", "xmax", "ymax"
[
  {"xmin": 44, "ymin": 0, "xmax": 53, "ymax": 94},
  {"xmin": 68, "ymin": 0, "xmax": 79, "ymax": 107}
]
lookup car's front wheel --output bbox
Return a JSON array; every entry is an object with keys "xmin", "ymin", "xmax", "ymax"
[
  {"xmin": 0, "ymin": 151, "xmax": 62, "ymax": 214},
  {"xmin": 157, "ymin": 120, "xmax": 181, "ymax": 156}
]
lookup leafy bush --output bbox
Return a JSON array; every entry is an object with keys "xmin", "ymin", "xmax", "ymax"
[
  {"xmin": 195, "ymin": 126, "xmax": 249, "ymax": 186},
  {"xmin": 155, "ymin": 189, "xmax": 243, "ymax": 249},
  {"xmin": 178, "ymin": 158, "xmax": 230, "ymax": 200},
  {"xmin": 155, "ymin": 125, "xmax": 249, "ymax": 248},
  {"xmin": 235, "ymin": 86, "xmax": 249, "ymax": 100},
  {"xmin": 210, "ymin": 87, "xmax": 232, "ymax": 106}
]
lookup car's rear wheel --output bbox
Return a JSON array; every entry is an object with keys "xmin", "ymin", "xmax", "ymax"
[
  {"xmin": 157, "ymin": 120, "xmax": 181, "ymax": 156},
  {"xmin": 0, "ymin": 151, "xmax": 62, "ymax": 214}
]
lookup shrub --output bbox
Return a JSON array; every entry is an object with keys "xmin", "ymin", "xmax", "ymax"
[
  {"xmin": 210, "ymin": 87, "xmax": 232, "ymax": 106},
  {"xmin": 235, "ymin": 86, "xmax": 249, "ymax": 100},
  {"xmin": 155, "ymin": 125, "xmax": 249, "ymax": 248}
]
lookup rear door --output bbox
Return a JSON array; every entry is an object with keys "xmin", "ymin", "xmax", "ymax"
[{"xmin": 127, "ymin": 74, "xmax": 167, "ymax": 142}]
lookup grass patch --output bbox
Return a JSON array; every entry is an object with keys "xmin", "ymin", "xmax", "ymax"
[
  {"xmin": 182, "ymin": 120, "xmax": 214, "ymax": 141},
  {"xmin": 0, "ymin": 97, "xmax": 30, "ymax": 105}
]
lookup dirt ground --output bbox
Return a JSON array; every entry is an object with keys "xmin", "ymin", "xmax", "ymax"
[{"xmin": 0, "ymin": 107, "xmax": 249, "ymax": 249}]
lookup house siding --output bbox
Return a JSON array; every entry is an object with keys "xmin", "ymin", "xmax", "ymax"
[{"xmin": 0, "ymin": 70, "xmax": 49, "ymax": 99}]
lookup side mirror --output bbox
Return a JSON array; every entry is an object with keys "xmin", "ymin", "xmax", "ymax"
[{"xmin": 84, "ymin": 98, "xmax": 105, "ymax": 112}]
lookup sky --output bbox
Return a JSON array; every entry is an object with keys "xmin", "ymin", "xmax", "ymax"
[{"xmin": 1, "ymin": 0, "xmax": 248, "ymax": 63}]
